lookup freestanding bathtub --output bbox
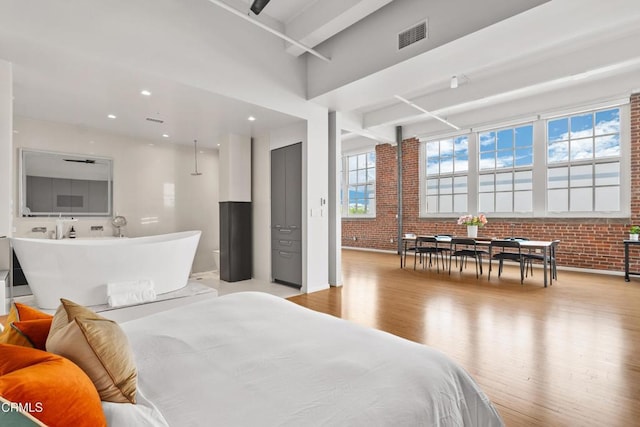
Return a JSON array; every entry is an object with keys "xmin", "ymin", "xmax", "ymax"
[{"xmin": 11, "ymin": 230, "xmax": 201, "ymax": 309}]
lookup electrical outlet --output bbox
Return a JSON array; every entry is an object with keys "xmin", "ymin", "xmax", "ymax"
[
  {"xmin": 352, "ymin": 236, "xmax": 357, "ymax": 241},
  {"xmin": 390, "ymin": 238, "xmax": 394, "ymax": 243}
]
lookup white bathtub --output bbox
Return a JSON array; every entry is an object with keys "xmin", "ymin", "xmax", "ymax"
[{"xmin": 11, "ymin": 230, "xmax": 201, "ymax": 309}]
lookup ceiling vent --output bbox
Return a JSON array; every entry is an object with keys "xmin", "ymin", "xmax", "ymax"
[
  {"xmin": 398, "ymin": 20, "xmax": 427, "ymax": 50},
  {"xmin": 145, "ymin": 117, "xmax": 164, "ymax": 124}
]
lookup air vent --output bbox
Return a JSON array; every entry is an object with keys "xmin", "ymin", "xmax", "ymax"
[
  {"xmin": 145, "ymin": 117, "xmax": 164, "ymax": 124},
  {"xmin": 398, "ymin": 20, "xmax": 427, "ymax": 50}
]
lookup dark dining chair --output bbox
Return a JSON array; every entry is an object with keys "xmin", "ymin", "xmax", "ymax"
[
  {"xmin": 402, "ymin": 233, "xmax": 418, "ymax": 268},
  {"xmin": 524, "ymin": 240, "xmax": 560, "ymax": 282},
  {"xmin": 448, "ymin": 238, "xmax": 488, "ymax": 278},
  {"xmin": 489, "ymin": 239, "xmax": 525, "ymax": 284},
  {"xmin": 414, "ymin": 236, "xmax": 448, "ymax": 272}
]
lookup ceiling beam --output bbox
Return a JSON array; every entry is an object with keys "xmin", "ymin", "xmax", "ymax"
[
  {"xmin": 206, "ymin": 0, "xmax": 331, "ymax": 62},
  {"xmin": 284, "ymin": 0, "xmax": 392, "ymax": 57}
]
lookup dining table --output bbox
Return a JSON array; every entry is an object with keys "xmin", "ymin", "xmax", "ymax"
[{"xmin": 401, "ymin": 235, "xmax": 556, "ymax": 287}]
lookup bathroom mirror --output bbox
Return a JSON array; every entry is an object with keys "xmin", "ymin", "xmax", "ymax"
[{"xmin": 19, "ymin": 149, "xmax": 113, "ymax": 217}]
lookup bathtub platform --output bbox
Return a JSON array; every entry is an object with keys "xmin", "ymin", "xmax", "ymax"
[{"xmin": 13, "ymin": 280, "xmax": 217, "ymax": 323}]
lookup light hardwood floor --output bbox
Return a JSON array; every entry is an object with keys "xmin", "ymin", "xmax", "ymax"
[{"xmin": 288, "ymin": 249, "xmax": 640, "ymax": 427}]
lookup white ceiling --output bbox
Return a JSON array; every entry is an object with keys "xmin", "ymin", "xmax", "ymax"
[{"xmin": 2, "ymin": 0, "xmax": 640, "ymax": 149}]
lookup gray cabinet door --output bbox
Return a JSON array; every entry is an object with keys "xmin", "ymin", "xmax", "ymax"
[
  {"xmin": 272, "ymin": 250, "xmax": 302, "ymax": 285},
  {"xmin": 285, "ymin": 143, "xmax": 302, "ymax": 229},
  {"xmin": 271, "ymin": 147, "xmax": 286, "ymax": 228},
  {"xmin": 271, "ymin": 142, "xmax": 302, "ymax": 287}
]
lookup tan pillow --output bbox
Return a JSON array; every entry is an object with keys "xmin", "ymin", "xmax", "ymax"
[{"xmin": 46, "ymin": 299, "xmax": 137, "ymax": 404}]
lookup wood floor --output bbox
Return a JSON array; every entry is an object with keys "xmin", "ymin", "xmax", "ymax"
[{"xmin": 288, "ymin": 249, "xmax": 640, "ymax": 427}]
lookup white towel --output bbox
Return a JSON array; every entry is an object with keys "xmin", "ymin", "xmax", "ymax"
[{"xmin": 107, "ymin": 279, "xmax": 157, "ymax": 308}]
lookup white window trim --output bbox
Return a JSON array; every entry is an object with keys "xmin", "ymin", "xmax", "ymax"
[
  {"xmin": 342, "ymin": 148, "xmax": 377, "ymax": 219},
  {"xmin": 420, "ymin": 133, "xmax": 476, "ymax": 217},
  {"xmin": 419, "ymin": 102, "xmax": 630, "ymax": 219},
  {"xmin": 542, "ymin": 103, "xmax": 629, "ymax": 218}
]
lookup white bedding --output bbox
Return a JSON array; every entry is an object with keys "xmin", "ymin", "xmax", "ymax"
[{"xmin": 120, "ymin": 292, "xmax": 503, "ymax": 426}]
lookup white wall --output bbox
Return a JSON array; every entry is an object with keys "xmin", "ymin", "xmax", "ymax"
[
  {"xmin": 12, "ymin": 116, "xmax": 219, "ymax": 273},
  {"xmin": 0, "ymin": 61, "xmax": 12, "ymax": 239},
  {"xmin": 304, "ymin": 112, "xmax": 330, "ymax": 293},
  {"xmin": 252, "ymin": 132, "xmax": 271, "ymax": 282},
  {"xmin": 219, "ymin": 134, "xmax": 251, "ymax": 202},
  {"xmin": 0, "ymin": 60, "xmax": 12, "ymax": 271}
]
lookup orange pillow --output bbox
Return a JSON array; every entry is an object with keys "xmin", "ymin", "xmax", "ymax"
[
  {"xmin": 11, "ymin": 319, "xmax": 53, "ymax": 350},
  {"xmin": 0, "ymin": 344, "xmax": 107, "ymax": 427},
  {"xmin": 0, "ymin": 303, "xmax": 53, "ymax": 349}
]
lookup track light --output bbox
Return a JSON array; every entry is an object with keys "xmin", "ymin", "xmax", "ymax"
[
  {"xmin": 450, "ymin": 76, "xmax": 458, "ymax": 89},
  {"xmin": 250, "ymin": 0, "xmax": 271, "ymax": 15}
]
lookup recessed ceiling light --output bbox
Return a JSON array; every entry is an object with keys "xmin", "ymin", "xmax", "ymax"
[
  {"xmin": 140, "ymin": 90, "xmax": 152, "ymax": 96},
  {"xmin": 248, "ymin": 116, "xmax": 256, "ymax": 121},
  {"xmin": 148, "ymin": 143, "xmax": 155, "ymax": 146},
  {"xmin": 107, "ymin": 114, "xmax": 117, "ymax": 119},
  {"xmin": 217, "ymin": 144, "xmax": 221, "ymax": 147},
  {"xmin": 200, "ymin": 150, "xmax": 204, "ymax": 154},
  {"xmin": 12, "ymin": 130, "xmax": 19, "ymax": 134},
  {"xmin": 162, "ymin": 134, "xmax": 169, "ymax": 138}
]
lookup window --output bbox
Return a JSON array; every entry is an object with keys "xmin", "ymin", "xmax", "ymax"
[
  {"xmin": 419, "ymin": 102, "xmax": 627, "ymax": 218},
  {"xmin": 547, "ymin": 108, "xmax": 621, "ymax": 212},
  {"xmin": 423, "ymin": 136, "xmax": 469, "ymax": 213},
  {"xmin": 478, "ymin": 125, "xmax": 534, "ymax": 213},
  {"xmin": 342, "ymin": 151, "xmax": 376, "ymax": 217}
]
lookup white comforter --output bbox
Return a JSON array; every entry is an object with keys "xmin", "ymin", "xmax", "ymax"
[{"xmin": 120, "ymin": 292, "xmax": 503, "ymax": 427}]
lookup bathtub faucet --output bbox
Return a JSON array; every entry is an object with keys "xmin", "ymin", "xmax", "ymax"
[
  {"xmin": 55, "ymin": 217, "xmax": 78, "ymax": 239},
  {"xmin": 31, "ymin": 227, "xmax": 47, "ymax": 233}
]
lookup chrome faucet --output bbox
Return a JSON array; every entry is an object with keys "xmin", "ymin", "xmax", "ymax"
[{"xmin": 31, "ymin": 227, "xmax": 47, "ymax": 233}]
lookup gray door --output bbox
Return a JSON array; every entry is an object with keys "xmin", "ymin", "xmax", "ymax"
[
  {"xmin": 285, "ymin": 143, "xmax": 302, "ymax": 229},
  {"xmin": 271, "ymin": 143, "xmax": 302, "ymax": 287},
  {"xmin": 271, "ymin": 147, "xmax": 286, "ymax": 228}
]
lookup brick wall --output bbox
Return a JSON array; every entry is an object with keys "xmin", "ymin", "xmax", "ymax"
[
  {"xmin": 342, "ymin": 143, "xmax": 398, "ymax": 250},
  {"xmin": 342, "ymin": 94, "xmax": 640, "ymax": 273}
]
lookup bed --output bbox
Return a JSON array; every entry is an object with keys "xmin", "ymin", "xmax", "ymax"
[{"xmin": 108, "ymin": 292, "xmax": 503, "ymax": 426}]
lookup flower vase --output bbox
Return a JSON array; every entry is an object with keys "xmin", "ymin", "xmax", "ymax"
[{"xmin": 467, "ymin": 225, "xmax": 478, "ymax": 238}]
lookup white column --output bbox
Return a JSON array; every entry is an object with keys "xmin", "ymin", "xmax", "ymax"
[
  {"xmin": 0, "ymin": 60, "xmax": 12, "ymax": 239},
  {"xmin": 251, "ymin": 133, "xmax": 271, "ymax": 282},
  {"xmin": 0, "ymin": 60, "xmax": 12, "ymax": 310},
  {"xmin": 219, "ymin": 133, "xmax": 252, "ymax": 202},
  {"xmin": 303, "ymin": 110, "xmax": 329, "ymax": 293},
  {"xmin": 0, "ymin": 60, "xmax": 12, "ymax": 292},
  {"xmin": 328, "ymin": 112, "xmax": 342, "ymax": 287}
]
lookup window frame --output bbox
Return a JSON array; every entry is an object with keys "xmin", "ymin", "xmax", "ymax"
[
  {"xmin": 418, "ymin": 102, "xmax": 630, "ymax": 219},
  {"xmin": 341, "ymin": 148, "xmax": 377, "ymax": 218},
  {"xmin": 420, "ymin": 134, "xmax": 471, "ymax": 215},
  {"xmin": 477, "ymin": 123, "xmax": 535, "ymax": 214},
  {"xmin": 545, "ymin": 106, "xmax": 626, "ymax": 216}
]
